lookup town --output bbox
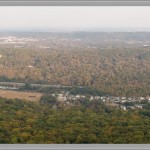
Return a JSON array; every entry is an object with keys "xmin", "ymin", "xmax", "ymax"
[
  {"xmin": 0, "ymin": 84, "xmax": 150, "ymax": 110},
  {"xmin": 53, "ymin": 91, "xmax": 150, "ymax": 110}
]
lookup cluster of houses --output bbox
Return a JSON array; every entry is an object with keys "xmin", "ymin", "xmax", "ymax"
[
  {"xmin": 100, "ymin": 96, "xmax": 150, "ymax": 109},
  {"xmin": 0, "ymin": 86, "xmax": 19, "ymax": 90},
  {"xmin": 0, "ymin": 36, "xmax": 38, "ymax": 44},
  {"xmin": 53, "ymin": 91, "xmax": 150, "ymax": 110}
]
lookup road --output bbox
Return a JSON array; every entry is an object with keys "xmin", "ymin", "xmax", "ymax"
[{"xmin": 0, "ymin": 81, "xmax": 83, "ymax": 88}]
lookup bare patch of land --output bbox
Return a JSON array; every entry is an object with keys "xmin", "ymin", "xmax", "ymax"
[{"xmin": 0, "ymin": 89, "xmax": 42, "ymax": 102}]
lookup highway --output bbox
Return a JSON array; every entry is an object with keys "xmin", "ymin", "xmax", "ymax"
[{"xmin": 0, "ymin": 81, "xmax": 82, "ymax": 88}]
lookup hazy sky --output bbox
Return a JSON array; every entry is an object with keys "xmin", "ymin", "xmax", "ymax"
[{"xmin": 0, "ymin": 6, "xmax": 150, "ymax": 31}]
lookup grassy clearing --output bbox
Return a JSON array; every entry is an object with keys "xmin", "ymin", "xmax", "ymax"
[{"xmin": 0, "ymin": 89, "xmax": 42, "ymax": 102}]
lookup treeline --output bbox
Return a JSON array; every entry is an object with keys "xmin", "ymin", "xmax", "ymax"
[
  {"xmin": 0, "ymin": 97, "xmax": 150, "ymax": 144},
  {"xmin": 69, "ymin": 87, "xmax": 108, "ymax": 96}
]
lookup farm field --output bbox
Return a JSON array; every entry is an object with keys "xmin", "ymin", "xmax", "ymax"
[{"xmin": 0, "ymin": 89, "xmax": 42, "ymax": 101}]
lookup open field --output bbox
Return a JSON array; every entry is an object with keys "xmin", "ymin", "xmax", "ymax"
[{"xmin": 0, "ymin": 89, "xmax": 42, "ymax": 102}]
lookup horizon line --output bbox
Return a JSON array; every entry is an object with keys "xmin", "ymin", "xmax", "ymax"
[{"xmin": 1, "ymin": 27, "xmax": 150, "ymax": 32}]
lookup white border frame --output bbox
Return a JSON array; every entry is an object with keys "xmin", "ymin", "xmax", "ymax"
[
  {"xmin": 0, "ymin": 144, "xmax": 150, "ymax": 149},
  {"xmin": 0, "ymin": 0, "xmax": 150, "ymax": 6}
]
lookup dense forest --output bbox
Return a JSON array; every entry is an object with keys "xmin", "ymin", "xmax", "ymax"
[
  {"xmin": 0, "ymin": 32, "xmax": 150, "ymax": 96},
  {"xmin": 0, "ymin": 97, "xmax": 150, "ymax": 144}
]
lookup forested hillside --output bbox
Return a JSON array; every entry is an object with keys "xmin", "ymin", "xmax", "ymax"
[
  {"xmin": 0, "ymin": 32, "xmax": 150, "ymax": 96},
  {"xmin": 0, "ymin": 97, "xmax": 150, "ymax": 144}
]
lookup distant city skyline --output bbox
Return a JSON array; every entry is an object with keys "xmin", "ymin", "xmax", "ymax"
[{"xmin": 0, "ymin": 6, "xmax": 150, "ymax": 32}]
